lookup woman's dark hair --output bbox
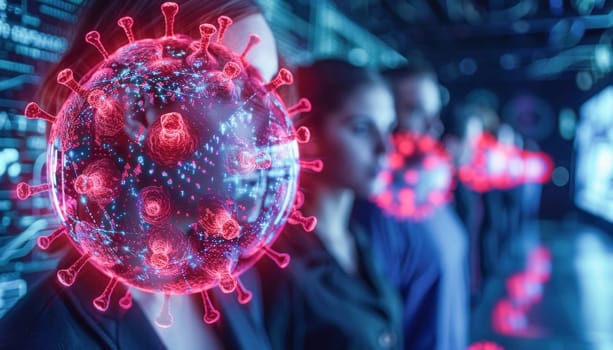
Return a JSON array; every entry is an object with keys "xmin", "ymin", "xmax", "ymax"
[
  {"xmin": 294, "ymin": 59, "xmax": 386, "ymax": 131},
  {"xmin": 39, "ymin": 0, "xmax": 260, "ymax": 111}
]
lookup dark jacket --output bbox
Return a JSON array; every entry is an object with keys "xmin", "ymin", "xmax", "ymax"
[
  {"xmin": 0, "ymin": 250, "xmax": 271, "ymax": 350},
  {"xmin": 257, "ymin": 216, "xmax": 405, "ymax": 350},
  {"xmin": 352, "ymin": 199, "xmax": 442, "ymax": 350}
]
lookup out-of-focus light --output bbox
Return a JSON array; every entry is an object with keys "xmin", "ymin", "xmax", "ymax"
[
  {"xmin": 7, "ymin": 162, "xmax": 21, "ymax": 178},
  {"xmin": 552, "ymin": 166, "xmax": 570, "ymax": 186},
  {"xmin": 440, "ymin": 86, "xmax": 450, "ymax": 106},
  {"xmin": 576, "ymin": 71, "xmax": 593, "ymax": 90},
  {"xmin": 347, "ymin": 47, "xmax": 369, "ymax": 66},
  {"xmin": 512, "ymin": 20, "xmax": 530, "ymax": 33},
  {"xmin": 459, "ymin": 57, "xmax": 477, "ymax": 75},
  {"xmin": 559, "ymin": 108, "xmax": 577, "ymax": 140},
  {"xmin": 594, "ymin": 45, "xmax": 612, "ymax": 71},
  {"xmin": 0, "ymin": 148, "xmax": 19, "ymax": 176},
  {"xmin": 500, "ymin": 53, "xmax": 520, "ymax": 70},
  {"xmin": 572, "ymin": 0, "xmax": 603, "ymax": 15}
]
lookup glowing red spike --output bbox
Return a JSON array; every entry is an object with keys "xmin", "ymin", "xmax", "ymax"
[
  {"xmin": 293, "ymin": 190, "xmax": 305, "ymax": 209},
  {"xmin": 117, "ymin": 17, "xmax": 135, "ymax": 43},
  {"xmin": 288, "ymin": 210, "xmax": 317, "ymax": 232},
  {"xmin": 24, "ymin": 102, "xmax": 56, "ymax": 123},
  {"xmin": 219, "ymin": 272, "xmax": 237, "ymax": 293},
  {"xmin": 155, "ymin": 294, "xmax": 173, "ymax": 328},
  {"xmin": 57, "ymin": 69, "xmax": 86, "ymax": 97},
  {"xmin": 265, "ymin": 68, "xmax": 293, "ymax": 92},
  {"xmin": 263, "ymin": 246, "xmax": 290, "ymax": 268},
  {"xmin": 240, "ymin": 34, "xmax": 260, "ymax": 59},
  {"xmin": 300, "ymin": 159, "xmax": 323, "ymax": 172},
  {"xmin": 57, "ymin": 253, "xmax": 91, "ymax": 287},
  {"xmin": 119, "ymin": 289, "xmax": 133, "ymax": 309},
  {"xmin": 16, "ymin": 182, "xmax": 50, "ymax": 200},
  {"xmin": 37, "ymin": 227, "xmax": 66, "ymax": 250},
  {"xmin": 201, "ymin": 290, "xmax": 221, "ymax": 324},
  {"xmin": 216, "ymin": 16, "xmax": 232, "ymax": 44},
  {"xmin": 85, "ymin": 31, "xmax": 109, "ymax": 60},
  {"xmin": 161, "ymin": 2, "xmax": 179, "ymax": 38},
  {"xmin": 222, "ymin": 61, "xmax": 241, "ymax": 80},
  {"xmin": 287, "ymin": 98, "xmax": 311, "ymax": 117},
  {"xmin": 197, "ymin": 23, "xmax": 216, "ymax": 55},
  {"xmin": 235, "ymin": 277, "xmax": 252, "ymax": 304},
  {"xmin": 295, "ymin": 126, "xmax": 311, "ymax": 143},
  {"xmin": 93, "ymin": 277, "xmax": 118, "ymax": 312}
]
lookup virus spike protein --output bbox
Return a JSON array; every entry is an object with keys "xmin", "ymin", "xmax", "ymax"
[
  {"xmin": 37, "ymin": 227, "xmax": 66, "ymax": 250},
  {"xmin": 17, "ymin": 2, "xmax": 319, "ymax": 327},
  {"xmin": 16, "ymin": 182, "xmax": 50, "ymax": 200},
  {"xmin": 161, "ymin": 2, "xmax": 179, "ymax": 38},
  {"xmin": 85, "ymin": 31, "xmax": 110, "ymax": 60},
  {"xmin": 119, "ymin": 289, "xmax": 133, "ymax": 309},
  {"xmin": 24, "ymin": 102, "xmax": 56, "ymax": 123},
  {"xmin": 201, "ymin": 290, "xmax": 221, "ymax": 324},
  {"xmin": 156, "ymin": 294, "xmax": 173, "ymax": 328},
  {"xmin": 117, "ymin": 17, "xmax": 135, "ymax": 43},
  {"xmin": 240, "ymin": 34, "xmax": 260, "ymax": 59},
  {"xmin": 93, "ymin": 277, "xmax": 119, "ymax": 312}
]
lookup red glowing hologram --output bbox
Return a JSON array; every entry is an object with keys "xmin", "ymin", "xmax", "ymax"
[
  {"xmin": 372, "ymin": 131, "xmax": 455, "ymax": 220},
  {"xmin": 372, "ymin": 130, "xmax": 554, "ymax": 220},
  {"xmin": 468, "ymin": 341, "xmax": 505, "ymax": 350},
  {"xmin": 17, "ymin": 2, "xmax": 321, "ymax": 327},
  {"xmin": 458, "ymin": 132, "xmax": 554, "ymax": 193},
  {"xmin": 492, "ymin": 245, "xmax": 552, "ymax": 337}
]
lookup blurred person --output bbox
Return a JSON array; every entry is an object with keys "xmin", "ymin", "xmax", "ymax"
[
  {"xmin": 0, "ymin": 1, "xmax": 280, "ymax": 349},
  {"xmin": 451, "ymin": 102, "xmax": 543, "ymax": 295},
  {"xmin": 383, "ymin": 58, "xmax": 469, "ymax": 350},
  {"xmin": 257, "ymin": 59, "xmax": 441, "ymax": 350}
]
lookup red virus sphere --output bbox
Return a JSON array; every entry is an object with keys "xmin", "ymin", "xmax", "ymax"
[
  {"xmin": 458, "ymin": 132, "xmax": 553, "ymax": 192},
  {"xmin": 17, "ymin": 2, "xmax": 319, "ymax": 327},
  {"xmin": 373, "ymin": 132, "xmax": 454, "ymax": 220}
]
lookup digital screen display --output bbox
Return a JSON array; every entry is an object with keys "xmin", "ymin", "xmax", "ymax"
[
  {"xmin": 0, "ymin": 0, "xmax": 83, "ymax": 317},
  {"xmin": 574, "ymin": 86, "xmax": 613, "ymax": 224}
]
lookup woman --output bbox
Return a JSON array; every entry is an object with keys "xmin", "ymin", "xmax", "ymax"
[
  {"xmin": 0, "ymin": 1, "xmax": 278, "ymax": 349},
  {"xmin": 257, "ymin": 59, "xmax": 441, "ymax": 349}
]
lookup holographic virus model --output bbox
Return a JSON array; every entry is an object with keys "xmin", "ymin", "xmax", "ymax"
[
  {"xmin": 458, "ymin": 132, "xmax": 553, "ymax": 192},
  {"xmin": 16, "ymin": 2, "xmax": 321, "ymax": 327},
  {"xmin": 373, "ymin": 132, "xmax": 454, "ymax": 220}
]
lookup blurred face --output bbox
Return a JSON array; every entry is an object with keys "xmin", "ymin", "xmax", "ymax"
[
  {"xmin": 394, "ymin": 74, "xmax": 443, "ymax": 139},
  {"xmin": 305, "ymin": 84, "xmax": 395, "ymax": 198}
]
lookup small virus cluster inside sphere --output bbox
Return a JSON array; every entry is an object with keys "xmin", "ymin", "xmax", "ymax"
[{"xmin": 17, "ymin": 2, "xmax": 319, "ymax": 327}]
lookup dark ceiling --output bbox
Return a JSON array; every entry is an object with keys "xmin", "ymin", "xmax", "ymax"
[{"xmin": 331, "ymin": 0, "xmax": 613, "ymax": 85}]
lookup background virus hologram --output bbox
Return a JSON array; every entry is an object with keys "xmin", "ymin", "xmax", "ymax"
[
  {"xmin": 16, "ymin": 2, "xmax": 321, "ymax": 327},
  {"xmin": 373, "ymin": 131, "xmax": 455, "ymax": 220}
]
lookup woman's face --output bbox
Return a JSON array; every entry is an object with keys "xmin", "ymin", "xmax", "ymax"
[
  {"xmin": 224, "ymin": 14, "xmax": 278, "ymax": 81},
  {"xmin": 306, "ymin": 84, "xmax": 396, "ymax": 198}
]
